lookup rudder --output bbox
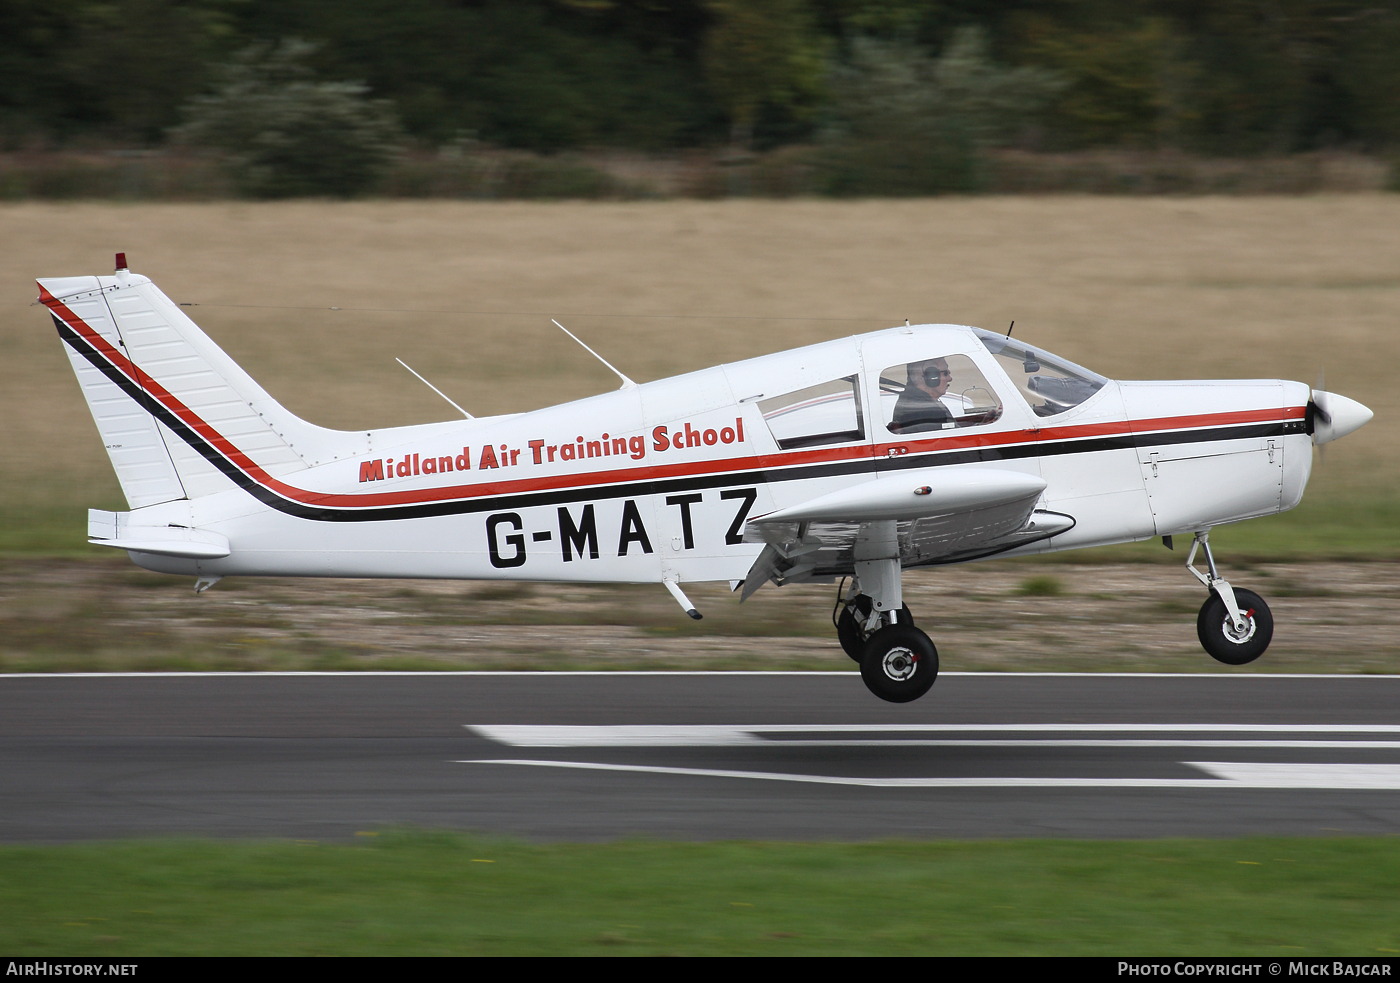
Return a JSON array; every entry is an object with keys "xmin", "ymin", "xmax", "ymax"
[{"xmin": 41, "ymin": 260, "xmax": 366, "ymax": 508}]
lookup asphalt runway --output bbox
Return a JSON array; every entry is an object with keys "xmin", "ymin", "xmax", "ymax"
[{"xmin": 2, "ymin": 671, "xmax": 1399, "ymax": 841}]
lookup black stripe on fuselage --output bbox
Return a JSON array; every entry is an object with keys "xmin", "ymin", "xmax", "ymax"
[
  {"xmin": 55, "ymin": 316, "xmax": 295, "ymax": 512},
  {"xmin": 60, "ymin": 316, "xmax": 1304, "ymax": 523}
]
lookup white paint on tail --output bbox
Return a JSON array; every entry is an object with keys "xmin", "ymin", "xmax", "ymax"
[{"xmin": 42, "ymin": 272, "xmax": 371, "ymax": 505}]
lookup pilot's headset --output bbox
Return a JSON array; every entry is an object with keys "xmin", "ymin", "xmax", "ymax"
[{"xmin": 922, "ymin": 363, "xmax": 948, "ymax": 387}]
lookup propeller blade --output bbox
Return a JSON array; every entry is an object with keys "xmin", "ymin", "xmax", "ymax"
[
  {"xmin": 1310, "ymin": 367, "xmax": 1329, "ymax": 460},
  {"xmin": 1312, "ymin": 367, "xmax": 1331, "ymax": 426}
]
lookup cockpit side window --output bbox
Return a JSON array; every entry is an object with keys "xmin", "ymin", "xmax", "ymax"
[
  {"xmin": 880, "ymin": 354, "xmax": 1003, "ymax": 434},
  {"xmin": 975, "ymin": 329, "xmax": 1107, "ymax": 418},
  {"xmin": 759, "ymin": 375, "xmax": 865, "ymax": 450}
]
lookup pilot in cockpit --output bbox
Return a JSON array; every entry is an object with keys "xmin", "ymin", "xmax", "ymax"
[{"xmin": 889, "ymin": 357, "xmax": 953, "ymax": 433}]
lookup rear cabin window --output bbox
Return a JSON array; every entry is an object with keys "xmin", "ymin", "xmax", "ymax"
[
  {"xmin": 759, "ymin": 376, "xmax": 865, "ymax": 450},
  {"xmin": 880, "ymin": 355, "xmax": 1003, "ymax": 434},
  {"xmin": 975, "ymin": 329, "xmax": 1106, "ymax": 418}
]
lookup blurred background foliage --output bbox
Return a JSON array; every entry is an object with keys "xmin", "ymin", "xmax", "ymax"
[
  {"xmin": 815, "ymin": 27, "xmax": 1065, "ymax": 193},
  {"xmin": 169, "ymin": 40, "xmax": 402, "ymax": 197},
  {"xmin": 2, "ymin": 0, "xmax": 1400, "ymax": 196}
]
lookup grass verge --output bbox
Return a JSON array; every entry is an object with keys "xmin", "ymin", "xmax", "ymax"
[{"xmin": 2, "ymin": 832, "xmax": 1398, "ymax": 955}]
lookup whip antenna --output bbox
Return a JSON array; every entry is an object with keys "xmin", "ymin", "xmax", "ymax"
[
  {"xmin": 395, "ymin": 358, "xmax": 473, "ymax": 419},
  {"xmin": 552, "ymin": 319, "xmax": 636, "ymax": 389}
]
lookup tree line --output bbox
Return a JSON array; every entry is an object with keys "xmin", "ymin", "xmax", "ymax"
[{"xmin": 4, "ymin": 0, "xmax": 1398, "ymax": 194}]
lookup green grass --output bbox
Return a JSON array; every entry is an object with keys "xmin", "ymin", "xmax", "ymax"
[
  {"xmin": 0, "ymin": 505, "xmax": 107, "ymax": 556},
  {"xmin": 3, "ymin": 833, "xmax": 1398, "ymax": 955},
  {"xmin": 1206, "ymin": 494, "xmax": 1400, "ymax": 561},
  {"xmin": 1007, "ymin": 492, "xmax": 1400, "ymax": 565},
  {"xmin": 1017, "ymin": 574, "xmax": 1064, "ymax": 596}
]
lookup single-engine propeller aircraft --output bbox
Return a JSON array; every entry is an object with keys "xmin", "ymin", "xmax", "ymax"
[{"xmin": 41, "ymin": 256, "xmax": 1374, "ymax": 702}]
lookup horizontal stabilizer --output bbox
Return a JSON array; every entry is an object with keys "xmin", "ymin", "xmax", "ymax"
[
  {"xmin": 88, "ymin": 509, "xmax": 230, "ymax": 559},
  {"xmin": 752, "ymin": 468, "xmax": 1046, "ymax": 525}
]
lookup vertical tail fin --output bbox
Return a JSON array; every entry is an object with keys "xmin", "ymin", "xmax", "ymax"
[{"xmin": 41, "ymin": 260, "xmax": 365, "ymax": 508}]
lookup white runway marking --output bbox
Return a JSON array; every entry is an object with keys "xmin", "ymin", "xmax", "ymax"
[
  {"xmin": 462, "ymin": 759, "xmax": 1400, "ymax": 790},
  {"xmin": 464, "ymin": 761, "xmax": 1400, "ymax": 795},
  {"xmin": 468, "ymin": 723, "xmax": 1400, "ymax": 748},
  {"xmin": 1186, "ymin": 762, "xmax": 1400, "ymax": 788},
  {"xmin": 463, "ymin": 724, "xmax": 1400, "ymax": 790}
]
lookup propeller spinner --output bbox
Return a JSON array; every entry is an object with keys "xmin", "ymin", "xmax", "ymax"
[{"xmin": 1309, "ymin": 387, "xmax": 1373, "ymax": 445}]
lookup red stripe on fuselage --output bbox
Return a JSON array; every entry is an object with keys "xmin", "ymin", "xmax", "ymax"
[
  {"xmin": 873, "ymin": 404, "xmax": 1302, "ymax": 460},
  {"xmin": 43, "ymin": 284, "xmax": 337, "ymax": 505},
  {"xmin": 45, "ymin": 283, "xmax": 1304, "ymax": 512}
]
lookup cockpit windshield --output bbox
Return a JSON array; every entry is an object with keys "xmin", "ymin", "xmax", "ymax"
[{"xmin": 974, "ymin": 328, "xmax": 1107, "ymax": 418}]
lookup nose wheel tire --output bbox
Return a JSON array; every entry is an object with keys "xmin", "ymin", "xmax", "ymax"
[
  {"xmin": 837, "ymin": 596, "xmax": 915, "ymax": 663},
  {"xmin": 860, "ymin": 624, "xmax": 938, "ymax": 703},
  {"xmin": 1197, "ymin": 588, "xmax": 1273, "ymax": 665}
]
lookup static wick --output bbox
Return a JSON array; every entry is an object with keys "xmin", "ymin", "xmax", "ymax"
[
  {"xmin": 1007, "ymin": 320, "xmax": 1015, "ymax": 338},
  {"xmin": 395, "ymin": 358, "xmax": 473, "ymax": 419},
  {"xmin": 551, "ymin": 318, "xmax": 636, "ymax": 390}
]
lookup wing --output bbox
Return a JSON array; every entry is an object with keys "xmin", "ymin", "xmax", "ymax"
[{"xmin": 738, "ymin": 468, "xmax": 1075, "ymax": 599}]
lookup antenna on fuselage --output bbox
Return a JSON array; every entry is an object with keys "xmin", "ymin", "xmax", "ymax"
[
  {"xmin": 395, "ymin": 358, "xmax": 474, "ymax": 419},
  {"xmin": 1006, "ymin": 320, "xmax": 1015, "ymax": 338},
  {"xmin": 551, "ymin": 319, "xmax": 637, "ymax": 390}
]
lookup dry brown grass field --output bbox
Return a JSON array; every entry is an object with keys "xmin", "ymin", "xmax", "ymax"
[{"xmin": 1, "ymin": 197, "xmax": 1397, "ymax": 670}]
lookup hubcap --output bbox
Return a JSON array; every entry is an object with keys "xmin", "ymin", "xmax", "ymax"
[
  {"xmin": 1220, "ymin": 609, "xmax": 1257, "ymax": 644},
  {"xmin": 881, "ymin": 646, "xmax": 918, "ymax": 681}
]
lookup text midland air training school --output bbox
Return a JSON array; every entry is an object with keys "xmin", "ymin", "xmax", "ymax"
[{"xmin": 359, "ymin": 418, "xmax": 746, "ymax": 482}]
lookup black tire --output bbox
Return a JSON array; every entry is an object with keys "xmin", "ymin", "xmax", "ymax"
[
  {"xmin": 860, "ymin": 624, "xmax": 938, "ymax": 704},
  {"xmin": 1197, "ymin": 588, "xmax": 1273, "ymax": 666},
  {"xmin": 837, "ymin": 596, "xmax": 914, "ymax": 663}
]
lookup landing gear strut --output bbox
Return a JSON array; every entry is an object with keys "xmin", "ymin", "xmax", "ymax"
[
  {"xmin": 1185, "ymin": 531, "xmax": 1273, "ymax": 665},
  {"xmin": 834, "ymin": 586, "xmax": 914, "ymax": 663},
  {"xmin": 837, "ymin": 522, "xmax": 939, "ymax": 703}
]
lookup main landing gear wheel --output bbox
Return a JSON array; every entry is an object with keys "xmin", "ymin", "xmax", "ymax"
[
  {"xmin": 836, "ymin": 596, "xmax": 914, "ymax": 663},
  {"xmin": 860, "ymin": 624, "xmax": 938, "ymax": 704},
  {"xmin": 1197, "ymin": 588, "xmax": 1273, "ymax": 665}
]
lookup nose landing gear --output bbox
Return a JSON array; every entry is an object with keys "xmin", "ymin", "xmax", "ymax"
[{"xmin": 1185, "ymin": 531, "xmax": 1274, "ymax": 665}]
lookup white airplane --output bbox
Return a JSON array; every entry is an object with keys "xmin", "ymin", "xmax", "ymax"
[{"xmin": 40, "ymin": 256, "xmax": 1374, "ymax": 703}]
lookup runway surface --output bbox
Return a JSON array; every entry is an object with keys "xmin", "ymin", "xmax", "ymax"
[{"xmin": 2, "ymin": 671, "xmax": 1399, "ymax": 841}]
